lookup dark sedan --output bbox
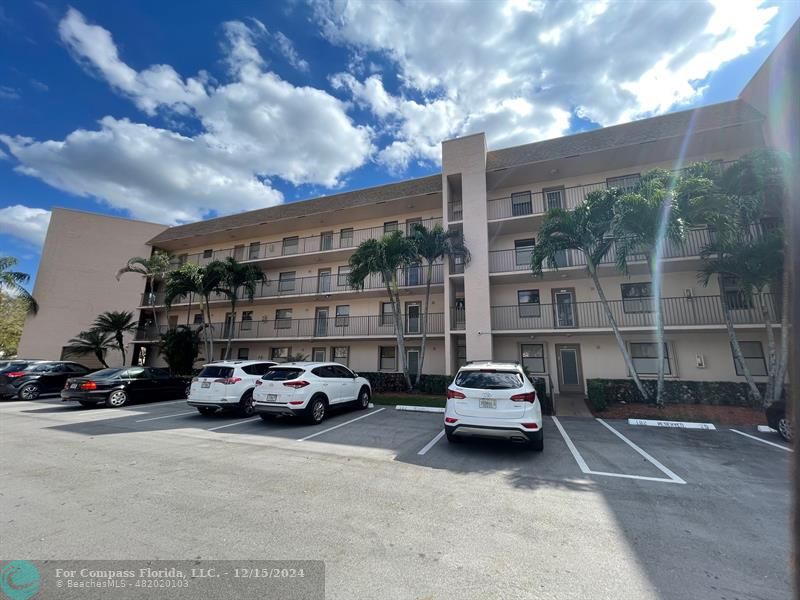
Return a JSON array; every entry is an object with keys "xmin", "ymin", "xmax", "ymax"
[
  {"xmin": 61, "ymin": 367, "xmax": 189, "ymax": 408},
  {"xmin": 766, "ymin": 401, "xmax": 792, "ymax": 443},
  {"xmin": 0, "ymin": 361, "xmax": 92, "ymax": 400}
]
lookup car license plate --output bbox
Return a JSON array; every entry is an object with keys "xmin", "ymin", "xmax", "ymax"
[
  {"xmin": 267, "ymin": 394, "xmax": 278, "ymax": 402},
  {"xmin": 201, "ymin": 382, "xmax": 211, "ymax": 388},
  {"xmin": 479, "ymin": 398, "xmax": 496, "ymax": 409},
  {"xmin": 70, "ymin": 383, "xmax": 78, "ymax": 389}
]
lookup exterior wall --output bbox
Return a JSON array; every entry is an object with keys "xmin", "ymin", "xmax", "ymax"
[{"xmin": 18, "ymin": 208, "xmax": 167, "ymax": 364}]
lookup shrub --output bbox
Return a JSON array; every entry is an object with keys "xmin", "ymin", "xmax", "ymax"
[
  {"xmin": 158, "ymin": 326, "xmax": 201, "ymax": 376},
  {"xmin": 586, "ymin": 380, "xmax": 607, "ymax": 411}
]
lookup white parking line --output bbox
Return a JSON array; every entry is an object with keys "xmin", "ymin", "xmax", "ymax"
[
  {"xmin": 297, "ymin": 408, "xmax": 386, "ymax": 442},
  {"xmin": 596, "ymin": 419, "xmax": 686, "ymax": 484},
  {"xmin": 551, "ymin": 417, "xmax": 591, "ymax": 473},
  {"xmin": 207, "ymin": 418, "xmax": 258, "ymax": 431},
  {"xmin": 417, "ymin": 430, "xmax": 445, "ymax": 455},
  {"xmin": 730, "ymin": 428, "xmax": 793, "ymax": 452},
  {"xmin": 136, "ymin": 411, "xmax": 198, "ymax": 423}
]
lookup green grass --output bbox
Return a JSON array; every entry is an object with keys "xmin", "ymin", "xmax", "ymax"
[{"xmin": 372, "ymin": 394, "xmax": 446, "ymax": 408}]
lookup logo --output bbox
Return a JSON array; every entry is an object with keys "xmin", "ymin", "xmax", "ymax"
[{"xmin": 0, "ymin": 561, "xmax": 41, "ymax": 600}]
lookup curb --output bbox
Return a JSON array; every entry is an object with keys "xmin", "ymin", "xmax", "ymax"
[
  {"xmin": 757, "ymin": 425, "xmax": 777, "ymax": 433},
  {"xmin": 628, "ymin": 418, "xmax": 716, "ymax": 430},
  {"xmin": 395, "ymin": 405, "xmax": 445, "ymax": 414}
]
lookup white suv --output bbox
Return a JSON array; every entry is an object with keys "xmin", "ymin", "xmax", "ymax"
[
  {"xmin": 253, "ymin": 362, "xmax": 372, "ymax": 424},
  {"xmin": 444, "ymin": 362, "xmax": 543, "ymax": 450},
  {"xmin": 187, "ymin": 360, "xmax": 276, "ymax": 416}
]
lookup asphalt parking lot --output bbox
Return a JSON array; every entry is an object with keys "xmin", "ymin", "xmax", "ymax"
[{"xmin": 0, "ymin": 395, "xmax": 791, "ymax": 600}]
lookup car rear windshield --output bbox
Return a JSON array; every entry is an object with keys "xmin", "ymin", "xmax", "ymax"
[
  {"xmin": 198, "ymin": 366, "xmax": 234, "ymax": 378},
  {"xmin": 89, "ymin": 369, "xmax": 124, "ymax": 379},
  {"xmin": 454, "ymin": 370, "xmax": 523, "ymax": 390},
  {"xmin": 261, "ymin": 368, "xmax": 305, "ymax": 381}
]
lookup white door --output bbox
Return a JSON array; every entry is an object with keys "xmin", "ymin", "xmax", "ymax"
[
  {"xmin": 407, "ymin": 349, "xmax": 420, "ymax": 379},
  {"xmin": 406, "ymin": 303, "xmax": 421, "ymax": 334}
]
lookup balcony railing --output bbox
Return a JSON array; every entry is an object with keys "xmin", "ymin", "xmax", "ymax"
[
  {"xmin": 488, "ymin": 228, "xmax": 712, "ymax": 274},
  {"xmin": 141, "ymin": 263, "xmax": 444, "ymax": 307},
  {"xmin": 450, "ymin": 308, "xmax": 466, "ymax": 331},
  {"xmin": 172, "ymin": 217, "xmax": 442, "ymax": 267},
  {"xmin": 448, "ymin": 201, "xmax": 463, "ymax": 222},
  {"xmin": 490, "ymin": 294, "xmax": 777, "ymax": 331},
  {"xmin": 134, "ymin": 313, "xmax": 445, "ymax": 341}
]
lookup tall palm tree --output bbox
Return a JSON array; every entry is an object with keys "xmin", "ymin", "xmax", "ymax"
[
  {"xmin": 0, "ymin": 256, "xmax": 38, "ymax": 314},
  {"xmin": 93, "ymin": 311, "xmax": 137, "ymax": 366},
  {"xmin": 611, "ymin": 170, "xmax": 687, "ymax": 406},
  {"xmin": 116, "ymin": 251, "xmax": 172, "ymax": 331},
  {"xmin": 531, "ymin": 188, "xmax": 650, "ymax": 402},
  {"xmin": 410, "ymin": 223, "xmax": 470, "ymax": 387},
  {"xmin": 215, "ymin": 258, "xmax": 266, "ymax": 360},
  {"xmin": 349, "ymin": 231, "xmax": 418, "ymax": 390},
  {"xmin": 64, "ymin": 330, "xmax": 115, "ymax": 368}
]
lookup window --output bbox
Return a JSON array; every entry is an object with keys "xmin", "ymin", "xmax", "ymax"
[
  {"xmin": 335, "ymin": 305, "xmax": 350, "ymax": 327},
  {"xmin": 521, "ymin": 344, "xmax": 545, "ymax": 373},
  {"xmin": 606, "ymin": 173, "xmax": 641, "ymax": 193},
  {"xmin": 384, "ymin": 221, "xmax": 399, "ymax": 234},
  {"xmin": 337, "ymin": 266, "xmax": 351, "ymax": 287},
  {"xmin": 545, "ymin": 188, "xmax": 563, "ymax": 210},
  {"xmin": 330, "ymin": 364, "xmax": 353, "ymax": 378},
  {"xmin": 722, "ymin": 276, "xmax": 752, "ymax": 310},
  {"xmin": 406, "ymin": 218, "xmax": 422, "ymax": 235},
  {"xmin": 511, "ymin": 191, "xmax": 532, "ymax": 216},
  {"xmin": 320, "ymin": 231, "xmax": 334, "ymax": 251},
  {"xmin": 178, "ymin": 254, "xmax": 188, "ymax": 265},
  {"xmin": 733, "ymin": 341, "xmax": 767, "ymax": 376},
  {"xmin": 332, "ymin": 346, "xmax": 350, "ymax": 366},
  {"xmin": 517, "ymin": 290, "xmax": 541, "ymax": 318},
  {"xmin": 340, "ymin": 228, "xmax": 354, "ymax": 247},
  {"xmin": 198, "ymin": 366, "xmax": 234, "ymax": 378},
  {"xmin": 454, "ymin": 370, "xmax": 523, "ymax": 389},
  {"xmin": 456, "ymin": 339, "xmax": 467, "ymax": 369},
  {"xmin": 193, "ymin": 313, "xmax": 204, "ymax": 325},
  {"xmin": 240, "ymin": 311, "xmax": 253, "ymax": 330},
  {"xmin": 278, "ymin": 271, "xmax": 296, "ymax": 293},
  {"xmin": 312, "ymin": 347, "xmax": 326, "ymax": 362},
  {"xmin": 282, "ymin": 236, "xmax": 299, "ymax": 255},
  {"xmin": 380, "ymin": 302, "xmax": 394, "ymax": 326},
  {"xmin": 264, "ymin": 367, "xmax": 305, "ymax": 380},
  {"xmin": 124, "ymin": 367, "xmax": 148, "ymax": 379},
  {"xmin": 237, "ymin": 348, "xmax": 249, "ymax": 360},
  {"xmin": 202, "ymin": 249, "xmax": 213, "ymax": 259},
  {"xmin": 241, "ymin": 363, "xmax": 272, "ymax": 376},
  {"xmin": 271, "ymin": 347, "xmax": 290, "ymax": 361},
  {"xmin": 621, "ymin": 282, "xmax": 653, "ymax": 313},
  {"xmin": 248, "ymin": 242, "xmax": 261, "ymax": 260},
  {"xmin": 275, "ymin": 309, "xmax": 292, "ymax": 329},
  {"xmin": 629, "ymin": 342, "xmax": 672, "ymax": 375},
  {"xmin": 379, "ymin": 346, "xmax": 396, "ymax": 370},
  {"xmin": 311, "ymin": 366, "xmax": 337, "ymax": 378},
  {"xmin": 406, "ymin": 261, "xmax": 423, "ymax": 286},
  {"xmin": 233, "ymin": 245, "xmax": 245, "ymax": 261},
  {"xmin": 514, "ymin": 239, "xmax": 535, "ymax": 266}
]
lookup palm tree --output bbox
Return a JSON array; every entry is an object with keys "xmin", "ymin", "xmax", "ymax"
[
  {"xmin": 215, "ymin": 257, "xmax": 266, "ymax": 360},
  {"xmin": 410, "ymin": 223, "xmax": 469, "ymax": 387},
  {"xmin": 349, "ymin": 231, "xmax": 418, "ymax": 390},
  {"xmin": 611, "ymin": 170, "xmax": 687, "ymax": 406},
  {"xmin": 530, "ymin": 188, "xmax": 650, "ymax": 402},
  {"xmin": 116, "ymin": 251, "xmax": 172, "ymax": 331},
  {"xmin": 64, "ymin": 330, "xmax": 115, "ymax": 368},
  {"xmin": 164, "ymin": 264, "xmax": 206, "ymax": 356},
  {"xmin": 93, "ymin": 311, "xmax": 137, "ymax": 366},
  {"xmin": 0, "ymin": 256, "xmax": 38, "ymax": 314}
]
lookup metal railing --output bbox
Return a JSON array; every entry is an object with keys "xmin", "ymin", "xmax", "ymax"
[
  {"xmin": 450, "ymin": 308, "xmax": 466, "ymax": 331},
  {"xmin": 134, "ymin": 312, "xmax": 445, "ymax": 341},
  {"xmin": 172, "ymin": 217, "xmax": 442, "ymax": 267},
  {"xmin": 448, "ymin": 201, "xmax": 463, "ymax": 222},
  {"xmin": 140, "ymin": 263, "xmax": 444, "ymax": 307},
  {"xmin": 490, "ymin": 294, "xmax": 777, "ymax": 331},
  {"xmin": 488, "ymin": 228, "xmax": 712, "ymax": 274}
]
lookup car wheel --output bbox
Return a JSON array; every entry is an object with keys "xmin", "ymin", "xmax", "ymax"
[
  {"xmin": 197, "ymin": 406, "xmax": 217, "ymax": 416},
  {"xmin": 777, "ymin": 417, "xmax": 792, "ymax": 443},
  {"xmin": 18, "ymin": 383, "xmax": 40, "ymax": 401},
  {"xmin": 105, "ymin": 390, "xmax": 128, "ymax": 408},
  {"xmin": 238, "ymin": 390, "xmax": 255, "ymax": 417},
  {"xmin": 445, "ymin": 429, "xmax": 460, "ymax": 444},
  {"xmin": 529, "ymin": 430, "xmax": 544, "ymax": 452},
  {"xmin": 78, "ymin": 401, "xmax": 96, "ymax": 408},
  {"xmin": 358, "ymin": 386, "xmax": 371, "ymax": 410},
  {"xmin": 184, "ymin": 383, "xmax": 191, "ymax": 399},
  {"xmin": 307, "ymin": 396, "xmax": 327, "ymax": 424}
]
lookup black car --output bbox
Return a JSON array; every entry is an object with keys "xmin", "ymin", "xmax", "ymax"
[
  {"xmin": 0, "ymin": 361, "xmax": 92, "ymax": 400},
  {"xmin": 766, "ymin": 401, "xmax": 792, "ymax": 443},
  {"xmin": 61, "ymin": 367, "xmax": 189, "ymax": 408}
]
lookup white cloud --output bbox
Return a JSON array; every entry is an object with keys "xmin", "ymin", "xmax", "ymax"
[
  {"xmin": 0, "ymin": 205, "xmax": 52, "ymax": 249},
  {"xmin": 314, "ymin": 0, "xmax": 777, "ymax": 170},
  {"xmin": 0, "ymin": 9, "xmax": 372, "ymax": 225},
  {"xmin": 274, "ymin": 31, "xmax": 310, "ymax": 72}
]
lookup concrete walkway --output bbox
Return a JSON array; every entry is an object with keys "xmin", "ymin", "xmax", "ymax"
[{"xmin": 555, "ymin": 393, "xmax": 593, "ymax": 417}]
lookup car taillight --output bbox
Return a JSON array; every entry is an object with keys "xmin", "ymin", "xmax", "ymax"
[
  {"xmin": 214, "ymin": 377, "xmax": 242, "ymax": 385},
  {"xmin": 79, "ymin": 381, "xmax": 97, "ymax": 391},
  {"xmin": 520, "ymin": 422, "xmax": 539, "ymax": 429},
  {"xmin": 5, "ymin": 371, "xmax": 26, "ymax": 378},
  {"xmin": 255, "ymin": 380, "xmax": 262, "ymax": 386},
  {"xmin": 191, "ymin": 377, "xmax": 198, "ymax": 383},
  {"xmin": 447, "ymin": 389, "xmax": 465, "ymax": 399},
  {"xmin": 283, "ymin": 381, "xmax": 310, "ymax": 389},
  {"xmin": 445, "ymin": 417, "xmax": 458, "ymax": 424},
  {"xmin": 510, "ymin": 392, "xmax": 537, "ymax": 403}
]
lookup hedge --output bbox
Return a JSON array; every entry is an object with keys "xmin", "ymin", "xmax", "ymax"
[{"xmin": 586, "ymin": 378, "xmax": 786, "ymax": 409}]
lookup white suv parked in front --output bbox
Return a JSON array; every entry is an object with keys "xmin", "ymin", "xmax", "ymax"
[
  {"xmin": 444, "ymin": 362, "xmax": 543, "ymax": 450},
  {"xmin": 188, "ymin": 360, "xmax": 276, "ymax": 416},
  {"xmin": 253, "ymin": 362, "xmax": 371, "ymax": 424}
]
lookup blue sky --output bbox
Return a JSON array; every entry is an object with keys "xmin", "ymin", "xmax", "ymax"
[{"xmin": 1, "ymin": 0, "xmax": 798, "ymax": 288}]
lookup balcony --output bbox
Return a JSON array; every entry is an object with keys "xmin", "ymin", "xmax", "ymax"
[
  {"xmin": 134, "ymin": 312, "xmax": 445, "ymax": 342},
  {"xmin": 450, "ymin": 308, "xmax": 466, "ymax": 331},
  {"xmin": 490, "ymin": 294, "xmax": 777, "ymax": 332},
  {"xmin": 172, "ymin": 217, "xmax": 442, "ymax": 267},
  {"xmin": 140, "ymin": 263, "xmax": 444, "ymax": 308},
  {"xmin": 488, "ymin": 227, "xmax": 712, "ymax": 274}
]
